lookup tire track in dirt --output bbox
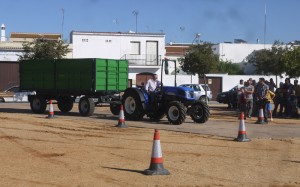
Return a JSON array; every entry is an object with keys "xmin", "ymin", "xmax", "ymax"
[
  {"xmin": 0, "ymin": 175, "xmax": 68, "ymax": 187},
  {"xmin": 0, "ymin": 129, "xmax": 67, "ymax": 165}
]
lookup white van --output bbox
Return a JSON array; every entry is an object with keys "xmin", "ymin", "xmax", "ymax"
[{"xmin": 179, "ymin": 84, "xmax": 213, "ymax": 102}]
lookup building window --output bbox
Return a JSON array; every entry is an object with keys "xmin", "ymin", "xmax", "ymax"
[
  {"xmin": 131, "ymin": 41, "xmax": 140, "ymax": 55},
  {"xmin": 82, "ymin": 39, "xmax": 88, "ymax": 42}
]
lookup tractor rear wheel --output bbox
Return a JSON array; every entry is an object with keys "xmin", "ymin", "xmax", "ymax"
[
  {"xmin": 190, "ymin": 101, "xmax": 210, "ymax": 123},
  {"xmin": 122, "ymin": 89, "xmax": 145, "ymax": 120},
  {"xmin": 166, "ymin": 101, "xmax": 186, "ymax": 125}
]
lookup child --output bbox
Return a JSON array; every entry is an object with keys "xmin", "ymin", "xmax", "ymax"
[
  {"xmin": 266, "ymin": 89, "xmax": 276, "ymax": 121},
  {"xmin": 239, "ymin": 87, "xmax": 247, "ymax": 119}
]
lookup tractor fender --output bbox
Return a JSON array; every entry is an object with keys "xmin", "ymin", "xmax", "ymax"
[{"xmin": 123, "ymin": 87, "xmax": 148, "ymax": 110}]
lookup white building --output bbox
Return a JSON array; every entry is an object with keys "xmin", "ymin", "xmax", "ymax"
[{"xmin": 71, "ymin": 31, "xmax": 166, "ymax": 86}]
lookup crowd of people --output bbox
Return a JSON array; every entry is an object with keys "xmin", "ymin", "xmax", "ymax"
[{"xmin": 228, "ymin": 77, "xmax": 300, "ymax": 123}]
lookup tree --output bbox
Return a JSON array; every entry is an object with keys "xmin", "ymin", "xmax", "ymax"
[
  {"xmin": 215, "ymin": 60, "xmax": 244, "ymax": 75},
  {"xmin": 247, "ymin": 41, "xmax": 287, "ymax": 76},
  {"xmin": 283, "ymin": 46, "xmax": 300, "ymax": 78},
  {"xmin": 179, "ymin": 42, "xmax": 219, "ymax": 77},
  {"xmin": 19, "ymin": 38, "xmax": 70, "ymax": 60}
]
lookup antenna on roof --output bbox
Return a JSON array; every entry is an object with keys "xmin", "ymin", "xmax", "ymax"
[
  {"xmin": 61, "ymin": 8, "xmax": 65, "ymax": 40},
  {"xmin": 264, "ymin": 2, "xmax": 267, "ymax": 48}
]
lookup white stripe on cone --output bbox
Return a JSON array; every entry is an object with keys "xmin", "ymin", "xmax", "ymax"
[
  {"xmin": 152, "ymin": 140, "xmax": 162, "ymax": 159},
  {"xmin": 259, "ymin": 108, "xmax": 264, "ymax": 119},
  {"xmin": 239, "ymin": 119, "xmax": 246, "ymax": 132}
]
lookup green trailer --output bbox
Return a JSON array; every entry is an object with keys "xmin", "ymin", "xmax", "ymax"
[{"xmin": 20, "ymin": 58, "xmax": 128, "ymax": 116}]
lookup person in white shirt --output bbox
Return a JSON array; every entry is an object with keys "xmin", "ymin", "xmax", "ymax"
[
  {"xmin": 145, "ymin": 74, "xmax": 160, "ymax": 94},
  {"xmin": 145, "ymin": 74, "xmax": 160, "ymax": 104}
]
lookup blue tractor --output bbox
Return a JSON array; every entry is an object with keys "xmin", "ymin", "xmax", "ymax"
[{"xmin": 121, "ymin": 60, "xmax": 210, "ymax": 125}]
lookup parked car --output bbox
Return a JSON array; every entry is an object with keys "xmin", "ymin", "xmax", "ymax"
[
  {"xmin": 0, "ymin": 86, "xmax": 34, "ymax": 102},
  {"xmin": 179, "ymin": 84, "xmax": 212, "ymax": 102},
  {"xmin": 216, "ymin": 86, "xmax": 238, "ymax": 107}
]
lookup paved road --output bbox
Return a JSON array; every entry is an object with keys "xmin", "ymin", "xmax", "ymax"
[{"xmin": 0, "ymin": 102, "xmax": 300, "ymax": 139}]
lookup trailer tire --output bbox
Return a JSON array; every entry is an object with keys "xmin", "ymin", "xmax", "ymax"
[
  {"xmin": 30, "ymin": 96, "xmax": 47, "ymax": 114},
  {"xmin": 58, "ymin": 96, "xmax": 74, "ymax": 113},
  {"xmin": 166, "ymin": 101, "xmax": 186, "ymax": 125},
  {"xmin": 110, "ymin": 102, "xmax": 120, "ymax": 115},
  {"xmin": 79, "ymin": 97, "xmax": 95, "ymax": 116},
  {"xmin": 190, "ymin": 101, "xmax": 210, "ymax": 123},
  {"xmin": 122, "ymin": 89, "xmax": 145, "ymax": 120}
]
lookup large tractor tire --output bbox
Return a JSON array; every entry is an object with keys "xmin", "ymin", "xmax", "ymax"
[
  {"xmin": 110, "ymin": 102, "xmax": 120, "ymax": 115},
  {"xmin": 190, "ymin": 101, "xmax": 210, "ymax": 123},
  {"xmin": 78, "ymin": 97, "xmax": 95, "ymax": 116},
  {"xmin": 57, "ymin": 96, "xmax": 74, "ymax": 113},
  {"xmin": 30, "ymin": 95, "xmax": 47, "ymax": 114},
  {"xmin": 166, "ymin": 101, "xmax": 186, "ymax": 125},
  {"xmin": 122, "ymin": 89, "xmax": 145, "ymax": 120}
]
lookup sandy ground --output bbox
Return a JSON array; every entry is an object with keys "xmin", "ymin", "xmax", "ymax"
[{"xmin": 0, "ymin": 104, "xmax": 300, "ymax": 187}]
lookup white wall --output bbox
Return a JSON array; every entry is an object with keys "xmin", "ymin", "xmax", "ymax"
[
  {"xmin": 213, "ymin": 43, "xmax": 273, "ymax": 63},
  {"xmin": 72, "ymin": 32, "xmax": 165, "ymax": 60}
]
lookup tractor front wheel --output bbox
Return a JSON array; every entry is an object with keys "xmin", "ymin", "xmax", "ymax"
[
  {"xmin": 166, "ymin": 101, "xmax": 186, "ymax": 125},
  {"xmin": 190, "ymin": 101, "xmax": 210, "ymax": 123}
]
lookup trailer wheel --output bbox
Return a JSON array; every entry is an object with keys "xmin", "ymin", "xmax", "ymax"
[
  {"xmin": 110, "ymin": 102, "xmax": 120, "ymax": 115},
  {"xmin": 190, "ymin": 101, "xmax": 210, "ymax": 123},
  {"xmin": 166, "ymin": 101, "xmax": 186, "ymax": 125},
  {"xmin": 58, "ymin": 96, "xmax": 74, "ymax": 113},
  {"xmin": 78, "ymin": 97, "xmax": 95, "ymax": 116},
  {"xmin": 30, "ymin": 96, "xmax": 47, "ymax": 114},
  {"xmin": 122, "ymin": 89, "xmax": 144, "ymax": 120}
]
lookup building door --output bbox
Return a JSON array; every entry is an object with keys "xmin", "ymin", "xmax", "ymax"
[
  {"xmin": 136, "ymin": 72, "xmax": 154, "ymax": 87},
  {"xmin": 199, "ymin": 76, "xmax": 222, "ymax": 101},
  {"xmin": 146, "ymin": 41, "xmax": 158, "ymax": 66}
]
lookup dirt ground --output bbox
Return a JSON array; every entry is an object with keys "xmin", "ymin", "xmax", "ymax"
[{"xmin": 0, "ymin": 104, "xmax": 300, "ymax": 187}]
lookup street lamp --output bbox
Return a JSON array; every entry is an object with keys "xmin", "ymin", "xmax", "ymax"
[
  {"xmin": 132, "ymin": 10, "xmax": 139, "ymax": 33},
  {"xmin": 192, "ymin": 33, "xmax": 201, "ymax": 45}
]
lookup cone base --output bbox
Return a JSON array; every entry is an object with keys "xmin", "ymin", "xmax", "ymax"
[
  {"xmin": 235, "ymin": 137, "xmax": 251, "ymax": 142},
  {"xmin": 255, "ymin": 120, "xmax": 267, "ymax": 125},
  {"xmin": 144, "ymin": 163, "xmax": 170, "ymax": 175},
  {"xmin": 235, "ymin": 133, "xmax": 251, "ymax": 142},
  {"xmin": 46, "ymin": 115, "xmax": 55, "ymax": 119},
  {"xmin": 116, "ymin": 122, "xmax": 127, "ymax": 128}
]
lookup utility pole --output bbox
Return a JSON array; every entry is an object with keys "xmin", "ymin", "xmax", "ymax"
[
  {"xmin": 61, "ymin": 8, "xmax": 65, "ymax": 40},
  {"xmin": 132, "ymin": 10, "xmax": 139, "ymax": 33}
]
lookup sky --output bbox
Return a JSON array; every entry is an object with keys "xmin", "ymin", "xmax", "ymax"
[{"xmin": 0, "ymin": 0, "xmax": 299, "ymax": 44}]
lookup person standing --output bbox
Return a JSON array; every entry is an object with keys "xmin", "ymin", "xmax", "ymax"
[
  {"xmin": 266, "ymin": 89, "xmax": 276, "ymax": 121},
  {"xmin": 145, "ymin": 74, "xmax": 160, "ymax": 105},
  {"xmin": 268, "ymin": 78, "xmax": 277, "ymax": 92},
  {"xmin": 294, "ymin": 80, "xmax": 300, "ymax": 108},
  {"xmin": 245, "ymin": 79, "xmax": 254, "ymax": 118},
  {"xmin": 255, "ymin": 78, "xmax": 269, "ymax": 123},
  {"xmin": 239, "ymin": 87, "xmax": 247, "ymax": 120},
  {"xmin": 282, "ymin": 78, "xmax": 293, "ymax": 118},
  {"xmin": 273, "ymin": 82, "xmax": 284, "ymax": 117}
]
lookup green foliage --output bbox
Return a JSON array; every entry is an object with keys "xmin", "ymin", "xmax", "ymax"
[
  {"xmin": 19, "ymin": 39, "xmax": 70, "ymax": 60},
  {"xmin": 179, "ymin": 42, "xmax": 218, "ymax": 77},
  {"xmin": 247, "ymin": 41, "xmax": 287, "ymax": 76},
  {"xmin": 283, "ymin": 46, "xmax": 300, "ymax": 78},
  {"xmin": 214, "ymin": 60, "xmax": 244, "ymax": 75}
]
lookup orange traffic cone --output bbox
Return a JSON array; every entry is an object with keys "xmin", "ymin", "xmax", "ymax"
[
  {"xmin": 144, "ymin": 129, "xmax": 170, "ymax": 175},
  {"xmin": 235, "ymin": 112, "xmax": 251, "ymax": 142},
  {"xmin": 46, "ymin": 100, "xmax": 55, "ymax": 119},
  {"xmin": 255, "ymin": 106, "xmax": 266, "ymax": 124},
  {"xmin": 116, "ymin": 105, "xmax": 127, "ymax": 128}
]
